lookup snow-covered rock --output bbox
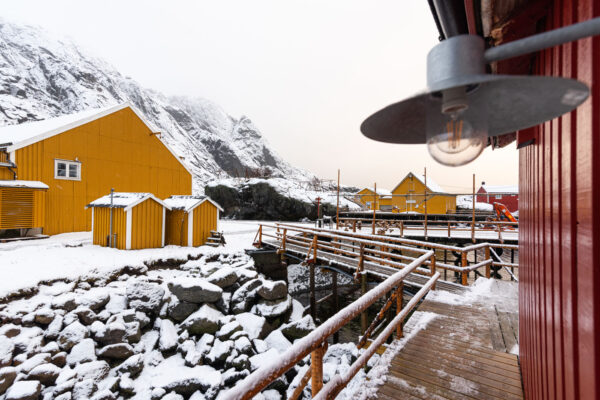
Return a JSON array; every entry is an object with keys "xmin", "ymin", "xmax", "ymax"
[
  {"xmin": 206, "ymin": 267, "xmax": 238, "ymax": 288},
  {"xmin": 126, "ymin": 281, "xmax": 165, "ymax": 315},
  {"xmin": 0, "ymin": 367, "xmax": 17, "ymax": 394},
  {"xmin": 158, "ymin": 320, "xmax": 178, "ymax": 352},
  {"xmin": 181, "ymin": 305, "xmax": 224, "ymax": 335},
  {"xmin": 58, "ymin": 322, "xmax": 89, "ymax": 351},
  {"xmin": 67, "ymin": 339, "xmax": 96, "ymax": 366},
  {"xmin": 235, "ymin": 313, "xmax": 269, "ymax": 340},
  {"xmin": 249, "ymin": 348, "xmax": 279, "ymax": 371},
  {"xmin": 264, "ymin": 330, "xmax": 292, "ymax": 354},
  {"xmin": 97, "ymin": 343, "xmax": 134, "ymax": 360},
  {"xmin": 280, "ymin": 315, "xmax": 316, "ymax": 340},
  {"xmin": 26, "ymin": 363, "xmax": 61, "ymax": 385},
  {"xmin": 252, "ymin": 295, "xmax": 292, "ymax": 318},
  {"xmin": 167, "ymin": 278, "xmax": 222, "ymax": 304},
  {"xmin": 0, "ymin": 336, "xmax": 14, "ymax": 367},
  {"xmin": 258, "ymin": 280, "xmax": 287, "ymax": 301},
  {"xmin": 4, "ymin": 380, "xmax": 41, "ymax": 400}
]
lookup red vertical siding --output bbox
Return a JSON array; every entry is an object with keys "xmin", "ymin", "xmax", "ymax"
[{"xmin": 518, "ymin": 1, "xmax": 600, "ymax": 399}]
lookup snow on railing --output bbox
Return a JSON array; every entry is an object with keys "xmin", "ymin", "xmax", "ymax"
[{"xmin": 221, "ymin": 251, "xmax": 437, "ymax": 400}]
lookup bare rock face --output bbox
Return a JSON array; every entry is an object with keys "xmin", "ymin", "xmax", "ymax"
[
  {"xmin": 126, "ymin": 281, "xmax": 165, "ymax": 315},
  {"xmin": 167, "ymin": 278, "xmax": 222, "ymax": 304}
]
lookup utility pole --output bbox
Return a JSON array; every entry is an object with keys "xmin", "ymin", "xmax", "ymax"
[
  {"xmin": 109, "ymin": 188, "xmax": 114, "ymax": 248},
  {"xmin": 336, "ymin": 169, "xmax": 340, "ymax": 230},
  {"xmin": 472, "ymin": 174, "xmax": 476, "ymax": 242},
  {"xmin": 315, "ymin": 196, "xmax": 322, "ymax": 228}
]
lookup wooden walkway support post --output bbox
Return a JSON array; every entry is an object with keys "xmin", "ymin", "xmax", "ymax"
[
  {"xmin": 485, "ymin": 245, "xmax": 491, "ymax": 278},
  {"xmin": 310, "ymin": 263, "xmax": 316, "ymax": 321},
  {"xmin": 332, "ymin": 270, "xmax": 339, "ymax": 344},
  {"xmin": 311, "ymin": 343, "xmax": 325, "ymax": 396},
  {"xmin": 336, "ymin": 169, "xmax": 340, "ymax": 230},
  {"xmin": 461, "ymin": 251, "xmax": 468, "ymax": 285},
  {"xmin": 361, "ymin": 273, "xmax": 368, "ymax": 335},
  {"xmin": 430, "ymin": 254, "xmax": 437, "ymax": 290},
  {"xmin": 396, "ymin": 282, "xmax": 404, "ymax": 338},
  {"xmin": 372, "ymin": 182, "xmax": 377, "ymax": 235}
]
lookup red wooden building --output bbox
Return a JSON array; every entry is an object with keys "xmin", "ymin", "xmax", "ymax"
[
  {"xmin": 429, "ymin": 1, "xmax": 600, "ymax": 399},
  {"xmin": 476, "ymin": 183, "xmax": 519, "ymax": 212}
]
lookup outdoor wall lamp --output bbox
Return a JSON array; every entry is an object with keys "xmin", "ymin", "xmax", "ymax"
[{"xmin": 361, "ymin": 17, "xmax": 600, "ymax": 166}]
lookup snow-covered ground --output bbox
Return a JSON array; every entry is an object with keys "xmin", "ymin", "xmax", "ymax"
[{"xmin": 456, "ymin": 195, "xmax": 494, "ymax": 211}]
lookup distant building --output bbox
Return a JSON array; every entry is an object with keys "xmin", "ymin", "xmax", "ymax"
[
  {"xmin": 354, "ymin": 187, "xmax": 392, "ymax": 210},
  {"xmin": 476, "ymin": 183, "xmax": 518, "ymax": 212},
  {"xmin": 390, "ymin": 172, "xmax": 456, "ymax": 214}
]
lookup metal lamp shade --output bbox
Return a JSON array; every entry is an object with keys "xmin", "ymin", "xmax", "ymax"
[{"xmin": 360, "ymin": 35, "xmax": 590, "ymax": 144}]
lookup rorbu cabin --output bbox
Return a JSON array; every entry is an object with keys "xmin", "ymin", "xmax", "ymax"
[
  {"xmin": 163, "ymin": 195, "xmax": 223, "ymax": 247},
  {"xmin": 0, "ymin": 180, "xmax": 48, "ymax": 236},
  {"xmin": 86, "ymin": 192, "xmax": 171, "ymax": 250},
  {"xmin": 390, "ymin": 172, "xmax": 456, "ymax": 214},
  {"xmin": 0, "ymin": 102, "xmax": 192, "ymax": 237}
]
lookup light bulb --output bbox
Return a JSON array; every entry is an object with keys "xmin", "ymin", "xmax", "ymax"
[{"xmin": 426, "ymin": 112, "xmax": 487, "ymax": 166}]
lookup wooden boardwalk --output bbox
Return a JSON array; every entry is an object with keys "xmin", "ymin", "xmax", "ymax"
[{"xmin": 377, "ymin": 283, "xmax": 522, "ymax": 400}]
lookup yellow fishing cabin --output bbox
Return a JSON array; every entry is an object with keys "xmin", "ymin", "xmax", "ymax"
[{"xmin": 163, "ymin": 195, "xmax": 223, "ymax": 247}]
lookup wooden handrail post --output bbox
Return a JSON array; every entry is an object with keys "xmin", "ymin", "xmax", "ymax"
[
  {"xmin": 361, "ymin": 273, "xmax": 368, "ymax": 335},
  {"xmin": 461, "ymin": 251, "xmax": 468, "ymax": 286},
  {"xmin": 310, "ymin": 263, "xmax": 316, "ymax": 321},
  {"xmin": 396, "ymin": 282, "xmax": 404, "ymax": 338},
  {"xmin": 311, "ymin": 343, "xmax": 325, "ymax": 396},
  {"xmin": 400, "ymin": 221, "xmax": 404, "ymax": 236},
  {"xmin": 313, "ymin": 234, "xmax": 318, "ymax": 261},
  {"xmin": 447, "ymin": 221, "xmax": 451, "ymax": 238},
  {"xmin": 430, "ymin": 254, "xmax": 437, "ymax": 290},
  {"xmin": 485, "ymin": 245, "xmax": 491, "ymax": 279},
  {"xmin": 353, "ymin": 220, "xmax": 356, "ymax": 233}
]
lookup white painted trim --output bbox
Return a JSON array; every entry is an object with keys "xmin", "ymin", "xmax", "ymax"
[
  {"xmin": 161, "ymin": 207, "xmax": 166, "ymax": 247},
  {"xmin": 8, "ymin": 151, "xmax": 14, "ymax": 163},
  {"xmin": 187, "ymin": 210, "xmax": 194, "ymax": 247},
  {"xmin": 126, "ymin": 209, "xmax": 132, "ymax": 250},
  {"xmin": 54, "ymin": 159, "xmax": 81, "ymax": 181},
  {"xmin": 217, "ymin": 209, "xmax": 220, "ymax": 232},
  {"xmin": 91, "ymin": 207, "xmax": 94, "ymax": 233},
  {"xmin": 124, "ymin": 194, "xmax": 172, "ymax": 212}
]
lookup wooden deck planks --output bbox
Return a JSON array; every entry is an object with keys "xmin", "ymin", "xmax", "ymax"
[{"xmin": 376, "ymin": 291, "xmax": 522, "ymax": 399}]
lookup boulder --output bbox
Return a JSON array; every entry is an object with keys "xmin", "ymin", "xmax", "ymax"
[
  {"xmin": 58, "ymin": 322, "xmax": 89, "ymax": 351},
  {"xmin": 257, "ymin": 280, "xmax": 287, "ymax": 301},
  {"xmin": 0, "ymin": 367, "xmax": 17, "ymax": 395},
  {"xmin": 77, "ymin": 290, "xmax": 110, "ymax": 312},
  {"xmin": 235, "ymin": 312, "xmax": 269, "ymax": 340},
  {"xmin": 0, "ymin": 324, "xmax": 20, "ymax": 338},
  {"xmin": 27, "ymin": 363, "xmax": 61, "ymax": 385},
  {"xmin": 231, "ymin": 354, "xmax": 250, "ymax": 371},
  {"xmin": 116, "ymin": 354, "xmax": 144, "ymax": 377},
  {"xmin": 158, "ymin": 319, "xmax": 178, "ymax": 352},
  {"xmin": 34, "ymin": 308, "xmax": 55, "ymax": 325},
  {"xmin": 90, "ymin": 389, "xmax": 117, "ymax": 400},
  {"xmin": 17, "ymin": 353, "xmax": 51, "ymax": 374},
  {"xmin": 52, "ymin": 293, "xmax": 78, "ymax": 312},
  {"xmin": 124, "ymin": 321, "xmax": 141, "ymax": 343},
  {"xmin": 95, "ymin": 322, "xmax": 126, "ymax": 345},
  {"xmin": 264, "ymin": 330, "xmax": 292, "ymax": 354},
  {"xmin": 234, "ymin": 336, "xmax": 254, "ymax": 356},
  {"xmin": 73, "ymin": 378, "xmax": 97, "ymax": 400},
  {"xmin": 222, "ymin": 368, "xmax": 250, "ymax": 386},
  {"xmin": 251, "ymin": 295, "xmax": 292, "ymax": 319},
  {"xmin": 205, "ymin": 339, "xmax": 233, "ymax": 364},
  {"xmin": 126, "ymin": 281, "xmax": 165, "ymax": 315},
  {"xmin": 249, "ymin": 348, "xmax": 279, "ymax": 371},
  {"xmin": 40, "ymin": 341, "xmax": 60, "ymax": 355},
  {"xmin": 214, "ymin": 292, "xmax": 232, "ymax": 315},
  {"xmin": 97, "ymin": 343, "xmax": 134, "ymax": 360},
  {"xmin": 167, "ymin": 278, "xmax": 222, "ymax": 304},
  {"xmin": 0, "ymin": 336, "xmax": 14, "ymax": 367},
  {"xmin": 181, "ymin": 305, "xmax": 224, "ymax": 335},
  {"xmin": 280, "ymin": 315, "xmax": 316, "ymax": 340},
  {"xmin": 231, "ymin": 279, "xmax": 262, "ymax": 313},
  {"xmin": 206, "ymin": 267, "xmax": 238, "ymax": 288},
  {"xmin": 153, "ymin": 365, "xmax": 221, "ymax": 396},
  {"xmin": 45, "ymin": 315, "xmax": 64, "ymax": 340},
  {"xmin": 74, "ymin": 360, "xmax": 110, "ymax": 382},
  {"xmin": 216, "ymin": 321, "xmax": 242, "ymax": 340},
  {"xmin": 73, "ymin": 307, "xmax": 97, "ymax": 325},
  {"xmin": 67, "ymin": 338, "xmax": 96, "ymax": 366},
  {"xmin": 52, "ymin": 352, "xmax": 67, "ymax": 368},
  {"xmin": 167, "ymin": 299, "xmax": 198, "ymax": 322},
  {"xmin": 5, "ymin": 380, "xmax": 41, "ymax": 400}
]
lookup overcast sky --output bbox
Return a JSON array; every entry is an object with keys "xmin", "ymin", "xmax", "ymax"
[{"xmin": 4, "ymin": 0, "xmax": 518, "ymax": 192}]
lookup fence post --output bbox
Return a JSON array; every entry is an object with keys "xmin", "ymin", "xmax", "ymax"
[
  {"xmin": 461, "ymin": 251, "xmax": 468, "ymax": 286},
  {"xmin": 332, "ymin": 271, "xmax": 339, "ymax": 344},
  {"xmin": 396, "ymin": 282, "xmax": 404, "ymax": 338},
  {"xmin": 353, "ymin": 220, "xmax": 356, "ymax": 233},
  {"xmin": 485, "ymin": 246, "xmax": 491, "ymax": 279},
  {"xmin": 400, "ymin": 221, "xmax": 404, "ymax": 237},
  {"xmin": 430, "ymin": 254, "xmax": 437, "ymax": 290},
  {"xmin": 310, "ymin": 263, "xmax": 316, "ymax": 321},
  {"xmin": 361, "ymin": 273, "xmax": 368, "ymax": 335},
  {"xmin": 448, "ymin": 221, "xmax": 451, "ymax": 238},
  {"xmin": 311, "ymin": 344, "xmax": 325, "ymax": 396}
]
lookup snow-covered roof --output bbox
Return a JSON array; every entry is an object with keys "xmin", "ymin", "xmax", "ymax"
[
  {"xmin": 0, "ymin": 180, "xmax": 48, "ymax": 189},
  {"xmin": 480, "ymin": 185, "xmax": 519, "ymax": 194},
  {"xmin": 355, "ymin": 187, "xmax": 393, "ymax": 196},
  {"xmin": 163, "ymin": 195, "xmax": 223, "ymax": 212},
  {"xmin": 392, "ymin": 172, "xmax": 448, "ymax": 194},
  {"xmin": 86, "ymin": 192, "xmax": 170, "ymax": 211},
  {"xmin": 0, "ymin": 103, "xmax": 193, "ymax": 176}
]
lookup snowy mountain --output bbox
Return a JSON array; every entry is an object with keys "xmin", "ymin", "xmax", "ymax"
[{"xmin": 0, "ymin": 20, "xmax": 314, "ymax": 191}]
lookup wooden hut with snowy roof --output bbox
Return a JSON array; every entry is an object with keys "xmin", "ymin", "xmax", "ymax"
[
  {"xmin": 86, "ymin": 192, "xmax": 171, "ymax": 250},
  {"xmin": 163, "ymin": 195, "xmax": 223, "ymax": 247},
  {"xmin": 390, "ymin": 172, "xmax": 456, "ymax": 214},
  {"xmin": 0, "ymin": 180, "xmax": 48, "ymax": 233}
]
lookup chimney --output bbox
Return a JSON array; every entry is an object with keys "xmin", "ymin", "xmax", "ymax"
[{"xmin": 481, "ymin": 181, "xmax": 485, "ymax": 185}]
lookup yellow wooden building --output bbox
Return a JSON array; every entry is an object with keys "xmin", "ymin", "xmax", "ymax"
[
  {"xmin": 87, "ymin": 192, "xmax": 170, "ymax": 250},
  {"xmin": 0, "ymin": 180, "xmax": 48, "ymax": 232},
  {"xmin": 0, "ymin": 103, "xmax": 192, "ymax": 236},
  {"xmin": 390, "ymin": 172, "xmax": 456, "ymax": 214},
  {"xmin": 163, "ymin": 195, "xmax": 223, "ymax": 247},
  {"xmin": 354, "ymin": 187, "xmax": 393, "ymax": 210}
]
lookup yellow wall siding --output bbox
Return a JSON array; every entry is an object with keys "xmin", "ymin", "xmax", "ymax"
[
  {"xmin": 391, "ymin": 176, "xmax": 456, "ymax": 214},
  {"xmin": 0, "ymin": 187, "xmax": 46, "ymax": 230},
  {"xmin": 92, "ymin": 207, "xmax": 126, "ymax": 249},
  {"xmin": 165, "ymin": 209, "xmax": 188, "ymax": 246},
  {"xmin": 356, "ymin": 189, "xmax": 387, "ymax": 210},
  {"xmin": 13, "ymin": 108, "xmax": 192, "ymax": 235},
  {"xmin": 131, "ymin": 199, "xmax": 164, "ymax": 250},
  {"xmin": 0, "ymin": 168, "xmax": 12, "ymax": 180},
  {"xmin": 193, "ymin": 202, "xmax": 218, "ymax": 246}
]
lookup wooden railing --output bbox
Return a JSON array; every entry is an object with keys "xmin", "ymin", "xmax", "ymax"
[
  {"xmin": 337, "ymin": 217, "xmax": 518, "ymax": 242},
  {"xmin": 256, "ymin": 223, "xmax": 518, "ymax": 285},
  {"xmin": 221, "ymin": 251, "xmax": 438, "ymax": 400}
]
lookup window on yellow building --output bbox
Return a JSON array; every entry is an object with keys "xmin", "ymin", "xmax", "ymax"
[{"xmin": 54, "ymin": 159, "xmax": 81, "ymax": 181}]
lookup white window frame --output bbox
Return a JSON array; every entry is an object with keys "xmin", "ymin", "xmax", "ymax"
[
  {"xmin": 54, "ymin": 159, "xmax": 81, "ymax": 181},
  {"xmin": 496, "ymin": 194, "xmax": 502, "ymax": 199}
]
